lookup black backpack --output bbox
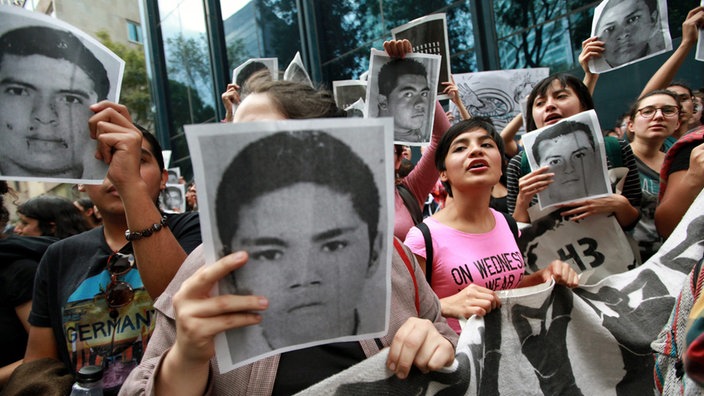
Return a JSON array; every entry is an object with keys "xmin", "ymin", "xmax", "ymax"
[{"xmin": 396, "ymin": 183, "xmax": 423, "ymax": 226}]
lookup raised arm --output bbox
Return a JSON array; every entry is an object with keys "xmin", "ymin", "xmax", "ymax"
[
  {"xmin": 89, "ymin": 101, "xmax": 190, "ymax": 298},
  {"xmin": 640, "ymin": 6, "xmax": 704, "ymax": 96},
  {"xmin": 442, "ymin": 78, "xmax": 471, "ymax": 121},
  {"xmin": 579, "ymin": 36, "xmax": 603, "ymax": 95},
  {"xmin": 500, "ymin": 113, "xmax": 523, "ymax": 158}
]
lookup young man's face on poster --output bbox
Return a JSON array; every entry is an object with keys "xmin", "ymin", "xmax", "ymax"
[
  {"xmin": 537, "ymin": 129, "xmax": 600, "ymax": 203},
  {"xmin": 0, "ymin": 54, "xmax": 97, "ymax": 177},
  {"xmin": 596, "ymin": 0, "xmax": 659, "ymax": 67},
  {"xmin": 228, "ymin": 182, "xmax": 377, "ymax": 348},
  {"xmin": 379, "ymin": 74, "xmax": 430, "ymax": 141}
]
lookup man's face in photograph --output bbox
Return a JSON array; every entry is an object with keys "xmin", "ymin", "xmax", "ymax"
[
  {"xmin": 228, "ymin": 182, "xmax": 376, "ymax": 349},
  {"xmin": 0, "ymin": 54, "xmax": 97, "ymax": 177},
  {"xmin": 380, "ymin": 74, "xmax": 430, "ymax": 138},
  {"xmin": 537, "ymin": 130, "xmax": 599, "ymax": 203},
  {"xmin": 596, "ymin": 0, "xmax": 658, "ymax": 67},
  {"xmin": 164, "ymin": 188, "xmax": 182, "ymax": 211}
]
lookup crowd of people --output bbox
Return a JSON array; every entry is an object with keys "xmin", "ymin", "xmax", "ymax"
[{"xmin": 1, "ymin": 3, "xmax": 703, "ymax": 396}]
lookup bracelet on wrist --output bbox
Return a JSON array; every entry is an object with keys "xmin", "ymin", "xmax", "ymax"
[{"xmin": 125, "ymin": 216, "xmax": 168, "ymax": 241}]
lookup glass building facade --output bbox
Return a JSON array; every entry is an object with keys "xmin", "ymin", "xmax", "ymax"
[{"xmin": 23, "ymin": 0, "xmax": 697, "ymax": 182}]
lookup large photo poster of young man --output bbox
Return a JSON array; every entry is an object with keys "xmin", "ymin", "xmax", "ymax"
[
  {"xmin": 365, "ymin": 49, "xmax": 440, "ymax": 145},
  {"xmin": 588, "ymin": 0, "xmax": 672, "ymax": 73},
  {"xmin": 522, "ymin": 110, "xmax": 611, "ymax": 209},
  {"xmin": 185, "ymin": 117, "xmax": 395, "ymax": 372},
  {"xmin": 0, "ymin": 5, "xmax": 124, "ymax": 183}
]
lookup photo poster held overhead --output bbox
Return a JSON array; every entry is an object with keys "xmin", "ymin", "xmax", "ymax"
[
  {"xmin": 231, "ymin": 58, "xmax": 279, "ymax": 86},
  {"xmin": 392, "ymin": 13, "xmax": 451, "ymax": 100},
  {"xmin": 333, "ymin": 80, "xmax": 367, "ymax": 117},
  {"xmin": 284, "ymin": 51, "xmax": 313, "ymax": 87},
  {"xmin": 297, "ymin": 189, "xmax": 704, "ymax": 396},
  {"xmin": 365, "ymin": 49, "xmax": 441, "ymax": 146},
  {"xmin": 522, "ymin": 110, "xmax": 611, "ymax": 210},
  {"xmin": 0, "ymin": 5, "xmax": 124, "ymax": 184},
  {"xmin": 184, "ymin": 117, "xmax": 395, "ymax": 372},
  {"xmin": 448, "ymin": 68, "xmax": 549, "ymax": 132},
  {"xmin": 588, "ymin": 0, "xmax": 672, "ymax": 73},
  {"xmin": 159, "ymin": 183, "xmax": 186, "ymax": 214},
  {"xmin": 697, "ymin": 0, "xmax": 704, "ymax": 62}
]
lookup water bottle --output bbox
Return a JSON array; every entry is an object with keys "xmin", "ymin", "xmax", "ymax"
[{"xmin": 70, "ymin": 365, "xmax": 104, "ymax": 396}]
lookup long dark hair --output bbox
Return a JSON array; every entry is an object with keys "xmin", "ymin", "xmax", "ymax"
[
  {"xmin": 525, "ymin": 73, "xmax": 594, "ymax": 132},
  {"xmin": 17, "ymin": 195, "xmax": 90, "ymax": 239}
]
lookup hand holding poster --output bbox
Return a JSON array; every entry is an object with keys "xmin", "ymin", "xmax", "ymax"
[
  {"xmin": 522, "ymin": 110, "xmax": 611, "ymax": 209},
  {"xmin": 365, "ymin": 49, "xmax": 440, "ymax": 145},
  {"xmin": 0, "ymin": 5, "xmax": 124, "ymax": 183},
  {"xmin": 391, "ymin": 13, "xmax": 451, "ymax": 99},
  {"xmin": 588, "ymin": 0, "xmax": 672, "ymax": 73},
  {"xmin": 185, "ymin": 117, "xmax": 395, "ymax": 372}
]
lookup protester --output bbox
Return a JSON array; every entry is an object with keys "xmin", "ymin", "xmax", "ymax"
[
  {"xmin": 15, "ymin": 195, "xmax": 90, "ymax": 238},
  {"xmin": 627, "ymin": 90, "xmax": 680, "ymax": 261},
  {"xmin": 639, "ymin": 6, "xmax": 704, "ymax": 147},
  {"xmin": 655, "ymin": 126, "xmax": 704, "ymax": 239},
  {"xmin": 0, "ymin": 25, "xmax": 109, "ymax": 179},
  {"xmin": 1, "ymin": 190, "xmax": 90, "ymax": 388},
  {"xmin": 120, "ymin": 76, "xmax": 457, "ymax": 396},
  {"xmin": 506, "ymin": 73, "xmax": 641, "ymax": 229},
  {"xmin": 73, "ymin": 196, "xmax": 102, "ymax": 228},
  {"xmin": 20, "ymin": 103, "xmax": 201, "ymax": 395},
  {"xmin": 404, "ymin": 118, "xmax": 579, "ymax": 333},
  {"xmin": 185, "ymin": 182, "xmax": 198, "ymax": 212}
]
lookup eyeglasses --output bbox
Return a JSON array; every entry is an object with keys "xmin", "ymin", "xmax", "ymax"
[
  {"xmin": 636, "ymin": 105, "xmax": 680, "ymax": 119},
  {"xmin": 105, "ymin": 251, "xmax": 135, "ymax": 317}
]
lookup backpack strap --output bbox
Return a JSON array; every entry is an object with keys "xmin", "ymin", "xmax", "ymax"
[
  {"xmin": 500, "ymin": 211, "xmax": 519, "ymax": 245},
  {"xmin": 416, "ymin": 222, "xmax": 433, "ymax": 285},
  {"xmin": 396, "ymin": 183, "xmax": 423, "ymax": 226},
  {"xmin": 393, "ymin": 238, "xmax": 420, "ymax": 315}
]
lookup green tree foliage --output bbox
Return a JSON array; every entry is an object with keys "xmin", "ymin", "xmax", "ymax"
[{"xmin": 96, "ymin": 31, "xmax": 153, "ymax": 130}]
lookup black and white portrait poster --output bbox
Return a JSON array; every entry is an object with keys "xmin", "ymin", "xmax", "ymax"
[
  {"xmin": 283, "ymin": 51, "xmax": 313, "ymax": 88},
  {"xmin": 391, "ymin": 13, "xmax": 451, "ymax": 100},
  {"xmin": 296, "ymin": 190, "xmax": 704, "ymax": 395},
  {"xmin": 523, "ymin": 110, "xmax": 611, "ymax": 209},
  {"xmin": 448, "ymin": 68, "xmax": 549, "ymax": 132},
  {"xmin": 589, "ymin": 0, "xmax": 672, "ymax": 73},
  {"xmin": 159, "ymin": 183, "xmax": 186, "ymax": 213},
  {"xmin": 185, "ymin": 117, "xmax": 395, "ymax": 372},
  {"xmin": 232, "ymin": 58, "xmax": 278, "ymax": 87},
  {"xmin": 0, "ymin": 5, "xmax": 124, "ymax": 184},
  {"xmin": 365, "ymin": 49, "xmax": 440, "ymax": 146},
  {"xmin": 166, "ymin": 167, "xmax": 180, "ymax": 184},
  {"xmin": 333, "ymin": 80, "xmax": 367, "ymax": 116}
]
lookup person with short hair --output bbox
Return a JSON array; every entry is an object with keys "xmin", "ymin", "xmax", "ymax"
[
  {"xmin": 21, "ymin": 104, "xmax": 201, "ymax": 394},
  {"xmin": 74, "ymin": 197, "xmax": 102, "ymax": 228},
  {"xmin": 377, "ymin": 58, "xmax": 431, "ymax": 143},
  {"xmin": 404, "ymin": 118, "xmax": 579, "ymax": 334},
  {"xmin": 0, "ymin": 25, "xmax": 109, "ymax": 179}
]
